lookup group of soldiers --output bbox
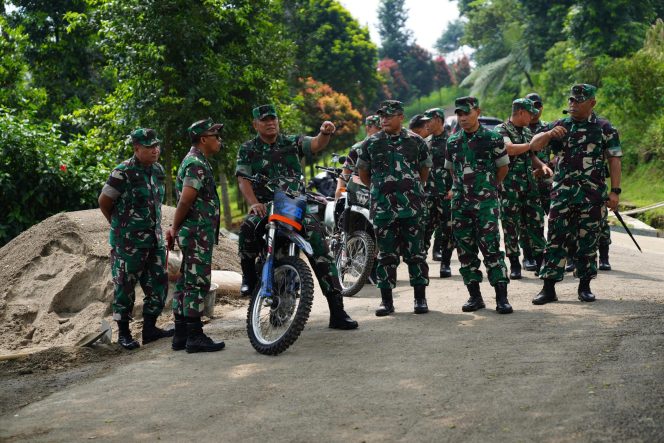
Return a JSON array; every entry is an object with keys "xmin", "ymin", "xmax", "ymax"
[{"xmin": 99, "ymin": 82, "xmax": 622, "ymax": 352}]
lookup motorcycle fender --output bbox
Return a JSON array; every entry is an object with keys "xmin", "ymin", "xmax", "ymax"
[
  {"xmin": 351, "ymin": 205, "xmax": 371, "ymax": 221},
  {"xmin": 277, "ymin": 229, "xmax": 314, "ymax": 256},
  {"xmin": 324, "ymin": 200, "xmax": 337, "ymax": 231}
]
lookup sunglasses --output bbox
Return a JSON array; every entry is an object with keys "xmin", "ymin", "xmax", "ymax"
[{"xmin": 568, "ymin": 97, "xmax": 589, "ymax": 104}]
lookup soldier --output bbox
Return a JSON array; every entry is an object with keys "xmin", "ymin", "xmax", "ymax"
[
  {"xmin": 335, "ymin": 115, "xmax": 380, "ymax": 200},
  {"xmin": 408, "ymin": 114, "xmax": 431, "ymax": 138},
  {"xmin": 444, "ymin": 96, "xmax": 513, "ymax": 314},
  {"xmin": 420, "ymin": 107, "xmax": 455, "ymax": 277},
  {"xmin": 525, "ymin": 92, "xmax": 552, "ymax": 272},
  {"xmin": 236, "ymin": 104, "xmax": 357, "ymax": 330},
  {"xmin": 165, "ymin": 118, "xmax": 226, "ymax": 353},
  {"xmin": 495, "ymin": 98, "xmax": 551, "ymax": 280},
  {"xmin": 98, "ymin": 128, "xmax": 174, "ymax": 350},
  {"xmin": 530, "ymin": 84, "xmax": 622, "ymax": 304},
  {"xmin": 357, "ymin": 100, "xmax": 432, "ymax": 316}
]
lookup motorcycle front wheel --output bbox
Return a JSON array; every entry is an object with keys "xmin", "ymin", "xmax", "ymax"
[
  {"xmin": 335, "ymin": 230, "xmax": 376, "ymax": 297},
  {"xmin": 247, "ymin": 256, "xmax": 314, "ymax": 355}
]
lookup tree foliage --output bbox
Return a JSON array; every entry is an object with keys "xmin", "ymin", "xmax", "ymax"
[
  {"xmin": 282, "ymin": 0, "xmax": 380, "ymax": 109},
  {"xmin": 435, "ymin": 19, "xmax": 465, "ymax": 54}
]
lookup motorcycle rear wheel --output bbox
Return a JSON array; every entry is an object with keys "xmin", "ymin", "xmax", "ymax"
[
  {"xmin": 335, "ymin": 230, "xmax": 376, "ymax": 297},
  {"xmin": 247, "ymin": 256, "xmax": 314, "ymax": 355}
]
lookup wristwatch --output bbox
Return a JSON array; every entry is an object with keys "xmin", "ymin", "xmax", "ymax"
[{"xmin": 610, "ymin": 187, "xmax": 622, "ymax": 195}]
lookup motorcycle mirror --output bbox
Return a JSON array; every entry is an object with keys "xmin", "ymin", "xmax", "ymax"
[{"xmin": 337, "ymin": 156, "xmax": 347, "ymax": 164}]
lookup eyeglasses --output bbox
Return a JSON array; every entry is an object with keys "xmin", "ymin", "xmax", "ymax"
[{"xmin": 568, "ymin": 97, "xmax": 588, "ymax": 104}]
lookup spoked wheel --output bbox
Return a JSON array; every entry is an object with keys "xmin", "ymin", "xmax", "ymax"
[
  {"xmin": 247, "ymin": 256, "xmax": 314, "ymax": 355},
  {"xmin": 335, "ymin": 230, "xmax": 376, "ymax": 297}
]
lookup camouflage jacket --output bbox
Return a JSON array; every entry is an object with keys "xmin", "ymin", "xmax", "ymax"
[
  {"xmin": 444, "ymin": 124, "xmax": 509, "ymax": 208},
  {"xmin": 356, "ymin": 128, "xmax": 432, "ymax": 220},
  {"xmin": 495, "ymin": 121, "xmax": 536, "ymax": 194},
  {"xmin": 102, "ymin": 155, "xmax": 165, "ymax": 249},
  {"xmin": 343, "ymin": 140, "xmax": 362, "ymax": 174},
  {"xmin": 546, "ymin": 113, "xmax": 622, "ymax": 204},
  {"xmin": 425, "ymin": 132, "xmax": 452, "ymax": 196},
  {"xmin": 176, "ymin": 147, "xmax": 220, "ymax": 242},
  {"xmin": 235, "ymin": 134, "xmax": 313, "ymax": 203}
]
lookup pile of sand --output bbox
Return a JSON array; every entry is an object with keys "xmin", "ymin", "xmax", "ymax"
[{"xmin": 0, "ymin": 207, "xmax": 240, "ymax": 354}]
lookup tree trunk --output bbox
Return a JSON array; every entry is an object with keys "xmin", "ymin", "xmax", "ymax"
[{"xmin": 219, "ymin": 171, "xmax": 233, "ymax": 229}]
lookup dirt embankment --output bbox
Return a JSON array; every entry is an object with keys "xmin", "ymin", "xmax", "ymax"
[{"xmin": 0, "ymin": 207, "xmax": 240, "ymax": 355}]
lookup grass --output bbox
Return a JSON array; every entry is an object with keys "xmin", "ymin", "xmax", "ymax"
[{"xmin": 620, "ymin": 161, "xmax": 664, "ymax": 228}]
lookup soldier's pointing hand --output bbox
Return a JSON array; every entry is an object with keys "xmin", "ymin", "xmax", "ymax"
[{"xmin": 548, "ymin": 126, "xmax": 567, "ymax": 140}]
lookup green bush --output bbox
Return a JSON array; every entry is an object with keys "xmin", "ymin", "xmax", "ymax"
[{"xmin": 0, "ymin": 109, "xmax": 112, "ymax": 246}]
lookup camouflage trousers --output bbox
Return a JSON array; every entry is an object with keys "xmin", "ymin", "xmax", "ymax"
[
  {"xmin": 538, "ymin": 179, "xmax": 552, "ymax": 214},
  {"xmin": 452, "ymin": 202, "xmax": 509, "ymax": 286},
  {"xmin": 423, "ymin": 195, "xmax": 455, "ymax": 258},
  {"xmin": 539, "ymin": 199, "xmax": 606, "ymax": 282},
  {"xmin": 172, "ymin": 226, "xmax": 215, "ymax": 318},
  {"xmin": 500, "ymin": 189, "xmax": 546, "ymax": 259},
  {"xmin": 374, "ymin": 215, "xmax": 429, "ymax": 289},
  {"xmin": 566, "ymin": 204, "xmax": 611, "ymax": 257},
  {"xmin": 111, "ymin": 245, "xmax": 167, "ymax": 321},
  {"xmin": 239, "ymin": 206, "xmax": 341, "ymax": 295}
]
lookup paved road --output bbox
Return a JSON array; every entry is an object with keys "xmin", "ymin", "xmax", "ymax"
[{"xmin": 1, "ymin": 230, "xmax": 663, "ymax": 442}]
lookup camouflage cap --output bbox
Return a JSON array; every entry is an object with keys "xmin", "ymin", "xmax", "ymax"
[
  {"xmin": 525, "ymin": 92, "xmax": 543, "ymax": 105},
  {"xmin": 130, "ymin": 128, "xmax": 161, "ymax": 146},
  {"xmin": 512, "ymin": 98, "xmax": 540, "ymax": 116},
  {"xmin": 188, "ymin": 118, "xmax": 223, "ymax": 136},
  {"xmin": 365, "ymin": 115, "xmax": 380, "ymax": 127},
  {"xmin": 569, "ymin": 84, "xmax": 597, "ymax": 102},
  {"xmin": 408, "ymin": 114, "xmax": 427, "ymax": 130},
  {"xmin": 252, "ymin": 104, "xmax": 278, "ymax": 120},
  {"xmin": 421, "ymin": 107, "xmax": 445, "ymax": 121},
  {"xmin": 376, "ymin": 100, "xmax": 404, "ymax": 116},
  {"xmin": 454, "ymin": 96, "xmax": 480, "ymax": 113}
]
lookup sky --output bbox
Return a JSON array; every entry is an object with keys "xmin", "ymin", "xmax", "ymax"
[{"xmin": 338, "ymin": 0, "xmax": 459, "ymax": 55}]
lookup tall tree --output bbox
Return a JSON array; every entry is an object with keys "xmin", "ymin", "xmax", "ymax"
[
  {"xmin": 435, "ymin": 19, "xmax": 465, "ymax": 54},
  {"xmin": 377, "ymin": 0, "xmax": 412, "ymax": 62},
  {"xmin": 282, "ymin": 0, "xmax": 380, "ymax": 109},
  {"xmin": 93, "ymin": 0, "xmax": 295, "ymax": 202}
]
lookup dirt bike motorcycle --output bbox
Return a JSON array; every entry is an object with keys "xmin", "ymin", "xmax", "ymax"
[
  {"xmin": 237, "ymin": 172, "xmax": 319, "ymax": 355},
  {"xmin": 318, "ymin": 158, "xmax": 377, "ymax": 297}
]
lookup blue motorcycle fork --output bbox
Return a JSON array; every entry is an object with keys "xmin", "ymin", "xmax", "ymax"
[{"xmin": 258, "ymin": 222, "xmax": 277, "ymax": 299}]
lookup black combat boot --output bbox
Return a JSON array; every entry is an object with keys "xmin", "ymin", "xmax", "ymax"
[
  {"xmin": 326, "ymin": 291, "xmax": 359, "ymax": 329},
  {"xmin": 509, "ymin": 255, "xmax": 522, "ymax": 280},
  {"xmin": 375, "ymin": 288, "xmax": 395, "ymax": 317},
  {"xmin": 439, "ymin": 248, "xmax": 453, "ymax": 278},
  {"xmin": 413, "ymin": 285, "xmax": 429, "ymax": 314},
  {"xmin": 185, "ymin": 317, "xmax": 225, "ymax": 353},
  {"xmin": 577, "ymin": 278, "xmax": 596, "ymax": 302},
  {"xmin": 432, "ymin": 238, "xmax": 443, "ymax": 261},
  {"xmin": 532, "ymin": 279, "xmax": 558, "ymax": 305},
  {"xmin": 462, "ymin": 282, "xmax": 485, "ymax": 312},
  {"xmin": 142, "ymin": 313, "xmax": 175, "ymax": 345},
  {"xmin": 522, "ymin": 244, "xmax": 537, "ymax": 271},
  {"xmin": 171, "ymin": 314, "xmax": 187, "ymax": 351},
  {"xmin": 598, "ymin": 245, "xmax": 611, "ymax": 271},
  {"xmin": 534, "ymin": 255, "xmax": 543, "ymax": 277},
  {"xmin": 117, "ymin": 320, "xmax": 140, "ymax": 350},
  {"xmin": 565, "ymin": 257, "xmax": 575, "ymax": 273},
  {"xmin": 240, "ymin": 258, "xmax": 257, "ymax": 297},
  {"xmin": 494, "ymin": 282, "xmax": 513, "ymax": 314}
]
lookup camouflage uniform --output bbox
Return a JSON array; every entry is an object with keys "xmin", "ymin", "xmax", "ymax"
[
  {"xmin": 529, "ymin": 119, "xmax": 553, "ymax": 213},
  {"xmin": 102, "ymin": 153, "xmax": 167, "ymax": 321},
  {"xmin": 172, "ymin": 146, "xmax": 220, "ymax": 318},
  {"xmin": 420, "ymin": 108, "xmax": 454, "ymax": 264},
  {"xmin": 444, "ymin": 120, "xmax": 509, "ymax": 287},
  {"xmin": 539, "ymin": 108, "xmax": 622, "ymax": 282},
  {"xmin": 495, "ymin": 115, "xmax": 546, "ymax": 264},
  {"xmin": 356, "ymin": 123, "xmax": 432, "ymax": 290},
  {"xmin": 236, "ymin": 134, "xmax": 341, "ymax": 295}
]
